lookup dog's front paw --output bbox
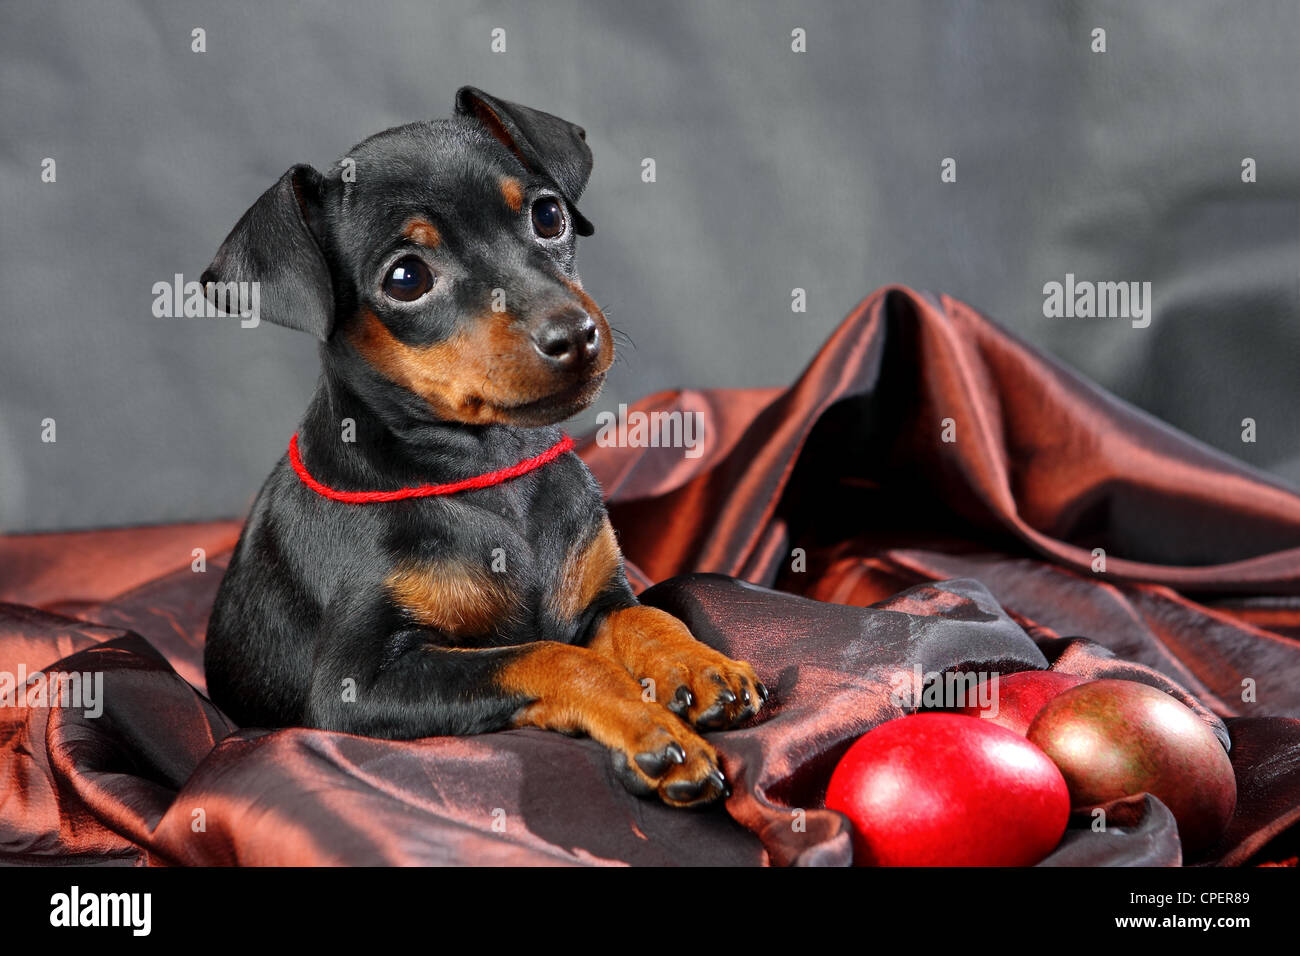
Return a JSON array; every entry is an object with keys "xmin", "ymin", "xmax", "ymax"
[
  {"xmin": 652, "ymin": 642, "xmax": 767, "ymax": 731},
  {"xmin": 607, "ymin": 703, "xmax": 730, "ymax": 807},
  {"xmin": 594, "ymin": 605, "xmax": 767, "ymax": 731}
]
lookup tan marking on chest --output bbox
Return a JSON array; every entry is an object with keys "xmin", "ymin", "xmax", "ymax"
[
  {"xmin": 550, "ymin": 518, "xmax": 622, "ymax": 622},
  {"xmin": 387, "ymin": 560, "xmax": 517, "ymax": 638}
]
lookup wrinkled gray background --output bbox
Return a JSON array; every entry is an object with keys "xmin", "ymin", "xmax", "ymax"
[{"xmin": 2, "ymin": 0, "xmax": 1297, "ymax": 533}]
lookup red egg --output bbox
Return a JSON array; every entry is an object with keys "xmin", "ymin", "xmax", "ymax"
[
  {"xmin": 825, "ymin": 713, "xmax": 1071, "ymax": 866},
  {"xmin": 954, "ymin": 670, "xmax": 1087, "ymax": 735},
  {"xmin": 1027, "ymin": 679, "xmax": 1236, "ymax": 853}
]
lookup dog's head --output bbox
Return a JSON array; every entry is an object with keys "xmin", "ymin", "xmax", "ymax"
[{"xmin": 202, "ymin": 87, "xmax": 611, "ymax": 427}]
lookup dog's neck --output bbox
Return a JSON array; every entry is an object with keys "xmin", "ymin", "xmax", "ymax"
[{"xmin": 293, "ymin": 358, "xmax": 561, "ymax": 491}]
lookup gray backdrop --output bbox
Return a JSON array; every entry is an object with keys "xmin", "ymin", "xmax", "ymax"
[{"xmin": 2, "ymin": 0, "xmax": 1298, "ymax": 533}]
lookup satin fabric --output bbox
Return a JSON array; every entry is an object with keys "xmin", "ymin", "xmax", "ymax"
[{"xmin": 2, "ymin": 286, "xmax": 1298, "ymax": 866}]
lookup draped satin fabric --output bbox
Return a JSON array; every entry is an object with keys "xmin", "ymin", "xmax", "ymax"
[{"xmin": 2, "ymin": 286, "xmax": 1298, "ymax": 866}]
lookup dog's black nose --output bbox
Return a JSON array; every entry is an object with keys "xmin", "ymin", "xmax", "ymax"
[{"xmin": 532, "ymin": 310, "xmax": 599, "ymax": 370}]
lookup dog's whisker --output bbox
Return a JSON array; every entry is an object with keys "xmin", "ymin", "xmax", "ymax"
[{"xmin": 610, "ymin": 326, "xmax": 636, "ymax": 350}]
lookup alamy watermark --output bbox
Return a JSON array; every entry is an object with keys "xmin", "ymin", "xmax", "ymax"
[
  {"xmin": 49, "ymin": 886, "xmax": 150, "ymax": 936},
  {"xmin": 890, "ymin": 664, "xmax": 999, "ymax": 712},
  {"xmin": 152, "ymin": 273, "xmax": 260, "ymax": 327},
  {"xmin": 1043, "ymin": 273, "xmax": 1151, "ymax": 328},
  {"xmin": 0, "ymin": 665, "xmax": 103, "ymax": 718},
  {"xmin": 594, "ymin": 403, "xmax": 705, "ymax": 459}
]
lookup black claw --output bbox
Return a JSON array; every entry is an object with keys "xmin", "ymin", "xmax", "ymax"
[
  {"xmin": 706, "ymin": 767, "xmax": 727, "ymax": 791},
  {"xmin": 697, "ymin": 704, "xmax": 728, "ymax": 729},
  {"xmin": 740, "ymin": 687, "xmax": 752, "ymax": 704},
  {"xmin": 635, "ymin": 750, "xmax": 669, "ymax": 777},
  {"xmin": 717, "ymin": 687, "xmax": 737, "ymax": 705},
  {"xmin": 675, "ymin": 686, "xmax": 694, "ymax": 708},
  {"xmin": 611, "ymin": 751, "xmax": 655, "ymax": 797},
  {"xmin": 666, "ymin": 742, "xmax": 686, "ymax": 764},
  {"xmin": 756, "ymin": 682, "xmax": 770, "ymax": 702},
  {"xmin": 665, "ymin": 779, "xmax": 704, "ymax": 802}
]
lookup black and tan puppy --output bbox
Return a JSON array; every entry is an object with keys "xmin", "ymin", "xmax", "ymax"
[{"xmin": 202, "ymin": 87, "xmax": 765, "ymax": 806}]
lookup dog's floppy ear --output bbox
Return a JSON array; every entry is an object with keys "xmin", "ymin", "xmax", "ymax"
[
  {"xmin": 455, "ymin": 86, "xmax": 595, "ymax": 236},
  {"xmin": 201, "ymin": 164, "xmax": 335, "ymax": 340}
]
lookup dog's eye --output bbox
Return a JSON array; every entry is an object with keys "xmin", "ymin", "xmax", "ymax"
[
  {"xmin": 531, "ymin": 198, "xmax": 566, "ymax": 239},
  {"xmin": 382, "ymin": 256, "xmax": 434, "ymax": 301}
]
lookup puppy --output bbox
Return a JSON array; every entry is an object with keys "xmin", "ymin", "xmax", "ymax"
[{"xmin": 202, "ymin": 87, "xmax": 765, "ymax": 806}]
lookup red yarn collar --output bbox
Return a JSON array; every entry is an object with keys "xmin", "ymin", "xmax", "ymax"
[{"xmin": 288, "ymin": 432, "xmax": 574, "ymax": 504}]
